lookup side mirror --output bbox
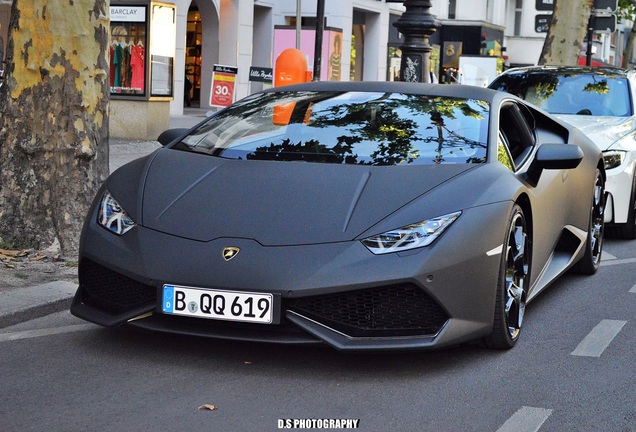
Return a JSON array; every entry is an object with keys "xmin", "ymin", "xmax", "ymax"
[
  {"xmin": 526, "ymin": 144, "xmax": 584, "ymax": 186},
  {"xmin": 157, "ymin": 128, "xmax": 190, "ymax": 146}
]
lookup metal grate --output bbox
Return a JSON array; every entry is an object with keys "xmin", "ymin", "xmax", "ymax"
[
  {"xmin": 288, "ymin": 284, "xmax": 448, "ymax": 337},
  {"xmin": 79, "ymin": 259, "xmax": 155, "ymax": 315}
]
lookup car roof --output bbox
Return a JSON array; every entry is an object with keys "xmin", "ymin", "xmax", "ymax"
[
  {"xmin": 499, "ymin": 65, "xmax": 633, "ymax": 78},
  {"xmin": 261, "ymin": 80, "xmax": 504, "ymax": 104}
]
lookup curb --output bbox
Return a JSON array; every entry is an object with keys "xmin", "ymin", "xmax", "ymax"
[
  {"xmin": 0, "ymin": 112, "xmax": 208, "ymax": 329},
  {"xmin": 0, "ymin": 281, "xmax": 77, "ymax": 328}
]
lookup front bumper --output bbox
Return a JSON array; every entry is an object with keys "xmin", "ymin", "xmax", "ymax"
[
  {"xmin": 604, "ymin": 153, "xmax": 636, "ymax": 224},
  {"xmin": 71, "ymin": 201, "xmax": 511, "ymax": 351}
]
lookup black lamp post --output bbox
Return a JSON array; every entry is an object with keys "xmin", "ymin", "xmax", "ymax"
[
  {"xmin": 313, "ymin": 0, "xmax": 326, "ymax": 80},
  {"xmin": 392, "ymin": 0, "xmax": 440, "ymax": 83}
]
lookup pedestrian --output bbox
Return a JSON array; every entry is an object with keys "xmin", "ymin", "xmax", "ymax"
[{"xmin": 184, "ymin": 76, "xmax": 192, "ymax": 107}]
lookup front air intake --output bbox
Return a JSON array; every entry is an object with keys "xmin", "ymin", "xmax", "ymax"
[
  {"xmin": 79, "ymin": 259, "xmax": 155, "ymax": 315},
  {"xmin": 288, "ymin": 284, "xmax": 448, "ymax": 337}
]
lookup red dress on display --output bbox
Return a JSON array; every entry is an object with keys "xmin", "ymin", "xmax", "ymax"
[{"xmin": 130, "ymin": 44, "xmax": 145, "ymax": 91}]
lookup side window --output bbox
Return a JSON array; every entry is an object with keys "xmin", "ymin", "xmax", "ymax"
[{"xmin": 499, "ymin": 103, "xmax": 536, "ymax": 170}]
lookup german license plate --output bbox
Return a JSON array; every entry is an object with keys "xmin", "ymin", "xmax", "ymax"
[{"xmin": 161, "ymin": 285, "xmax": 274, "ymax": 324}]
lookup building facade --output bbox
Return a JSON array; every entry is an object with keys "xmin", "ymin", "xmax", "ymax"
[
  {"xmin": 1, "ymin": 1, "xmax": 628, "ymax": 139},
  {"xmin": 168, "ymin": 0, "xmax": 508, "ymax": 116},
  {"xmin": 166, "ymin": 0, "xmax": 629, "ymax": 116},
  {"xmin": 169, "ymin": 0, "xmax": 404, "ymax": 116}
]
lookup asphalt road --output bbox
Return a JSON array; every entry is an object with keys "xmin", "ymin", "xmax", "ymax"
[{"xmin": 1, "ymin": 238, "xmax": 635, "ymax": 432}]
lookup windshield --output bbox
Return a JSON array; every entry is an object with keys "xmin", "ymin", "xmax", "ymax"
[
  {"xmin": 174, "ymin": 91, "xmax": 489, "ymax": 165},
  {"xmin": 491, "ymin": 70, "xmax": 632, "ymax": 116}
]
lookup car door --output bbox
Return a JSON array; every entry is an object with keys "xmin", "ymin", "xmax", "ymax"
[{"xmin": 498, "ymin": 101, "xmax": 574, "ymax": 294}]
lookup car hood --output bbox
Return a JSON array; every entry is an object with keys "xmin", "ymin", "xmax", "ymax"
[
  {"xmin": 557, "ymin": 115, "xmax": 636, "ymax": 150},
  {"xmin": 140, "ymin": 149, "xmax": 477, "ymax": 245}
]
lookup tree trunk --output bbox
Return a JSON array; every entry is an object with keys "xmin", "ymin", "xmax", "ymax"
[
  {"xmin": 538, "ymin": 0, "xmax": 594, "ymax": 65},
  {"xmin": 0, "ymin": 0, "xmax": 110, "ymax": 256},
  {"xmin": 622, "ymin": 24, "xmax": 636, "ymax": 67}
]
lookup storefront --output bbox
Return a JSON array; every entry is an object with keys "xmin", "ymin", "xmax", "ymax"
[
  {"xmin": 109, "ymin": 1, "xmax": 176, "ymax": 140},
  {"xmin": 431, "ymin": 21, "xmax": 504, "ymax": 84},
  {"xmin": 108, "ymin": 0, "xmax": 402, "ymax": 135}
]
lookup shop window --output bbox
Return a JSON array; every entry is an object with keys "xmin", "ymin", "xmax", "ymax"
[
  {"xmin": 109, "ymin": 2, "xmax": 175, "ymax": 99},
  {"xmin": 110, "ymin": 6, "xmax": 147, "ymax": 96},
  {"xmin": 150, "ymin": 3, "xmax": 175, "ymax": 97},
  {"xmin": 186, "ymin": 6, "xmax": 202, "ymax": 102},
  {"xmin": 514, "ymin": 0, "xmax": 523, "ymax": 36}
]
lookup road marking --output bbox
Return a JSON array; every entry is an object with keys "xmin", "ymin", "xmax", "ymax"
[
  {"xmin": 630, "ymin": 283, "xmax": 636, "ymax": 293},
  {"xmin": 602, "ymin": 251, "xmax": 617, "ymax": 260},
  {"xmin": 497, "ymin": 406, "xmax": 553, "ymax": 432},
  {"xmin": 571, "ymin": 319, "xmax": 627, "ymax": 357},
  {"xmin": 600, "ymin": 257, "xmax": 636, "ymax": 267},
  {"xmin": 0, "ymin": 323, "xmax": 96, "ymax": 343}
]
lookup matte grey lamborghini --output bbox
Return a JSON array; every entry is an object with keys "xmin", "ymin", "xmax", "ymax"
[{"xmin": 71, "ymin": 81, "xmax": 605, "ymax": 351}]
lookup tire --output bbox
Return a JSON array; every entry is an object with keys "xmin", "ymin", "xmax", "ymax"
[
  {"xmin": 574, "ymin": 169, "xmax": 605, "ymax": 275},
  {"xmin": 484, "ymin": 204, "xmax": 530, "ymax": 350}
]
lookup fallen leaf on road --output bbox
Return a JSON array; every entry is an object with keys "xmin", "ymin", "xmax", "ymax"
[
  {"xmin": 0, "ymin": 249, "xmax": 27, "ymax": 257},
  {"xmin": 30, "ymin": 253, "xmax": 47, "ymax": 261},
  {"xmin": 2, "ymin": 261, "xmax": 16, "ymax": 269},
  {"xmin": 0, "ymin": 254, "xmax": 15, "ymax": 261},
  {"xmin": 198, "ymin": 404, "xmax": 218, "ymax": 411}
]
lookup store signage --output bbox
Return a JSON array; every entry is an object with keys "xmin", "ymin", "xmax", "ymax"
[
  {"xmin": 211, "ymin": 64, "xmax": 238, "ymax": 107},
  {"xmin": 535, "ymin": 15, "xmax": 552, "ymax": 33},
  {"xmin": 249, "ymin": 67, "xmax": 273, "ymax": 83},
  {"xmin": 593, "ymin": 0, "xmax": 617, "ymax": 12},
  {"xmin": 535, "ymin": 0, "xmax": 555, "ymax": 11},
  {"xmin": 592, "ymin": 15, "xmax": 617, "ymax": 32},
  {"xmin": 110, "ymin": 6, "xmax": 146, "ymax": 22}
]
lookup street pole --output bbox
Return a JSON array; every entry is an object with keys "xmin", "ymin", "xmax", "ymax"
[
  {"xmin": 586, "ymin": 13, "xmax": 594, "ymax": 66},
  {"xmin": 313, "ymin": 0, "xmax": 325, "ymax": 81},
  {"xmin": 392, "ymin": 0, "xmax": 440, "ymax": 83},
  {"xmin": 296, "ymin": 0, "xmax": 302, "ymax": 50}
]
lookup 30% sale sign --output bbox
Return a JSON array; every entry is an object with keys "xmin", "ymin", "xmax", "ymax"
[{"xmin": 210, "ymin": 64, "xmax": 238, "ymax": 107}]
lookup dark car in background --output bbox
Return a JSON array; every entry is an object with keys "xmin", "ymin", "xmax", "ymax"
[
  {"xmin": 71, "ymin": 81, "xmax": 604, "ymax": 351},
  {"xmin": 490, "ymin": 66, "xmax": 636, "ymax": 238}
]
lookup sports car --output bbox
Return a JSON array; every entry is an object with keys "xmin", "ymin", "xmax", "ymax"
[
  {"xmin": 490, "ymin": 66, "xmax": 636, "ymax": 238},
  {"xmin": 71, "ymin": 81, "xmax": 605, "ymax": 351}
]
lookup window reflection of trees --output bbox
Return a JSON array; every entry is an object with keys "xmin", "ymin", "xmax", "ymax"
[
  {"xmin": 241, "ymin": 93, "xmax": 488, "ymax": 166},
  {"xmin": 583, "ymin": 79, "xmax": 609, "ymax": 94},
  {"xmin": 492, "ymin": 68, "xmax": 626, "ymax": 115}
]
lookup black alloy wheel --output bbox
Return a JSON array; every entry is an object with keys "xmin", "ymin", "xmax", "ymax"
[
  {"xmin": 484, "ymin": 204, "xmax": 530, "ymax": 350},
  {"xmin": 575, "ymin": 168, "xmax": 605, "ymax": 274}
]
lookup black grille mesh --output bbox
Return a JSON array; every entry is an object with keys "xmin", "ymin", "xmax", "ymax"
[
  {"xmin": 79, "ymin": 259, "xmax": 155, "ymax": 315},
  {"xmin": 288, "ymin": 284, "xmax": 448, "ymax": 337}
]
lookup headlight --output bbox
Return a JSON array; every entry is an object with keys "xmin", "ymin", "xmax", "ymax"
[
  {"xmin": 97, "ymin": 191, "xmax": 136, "ymax": 235},
  {"xmin": 603, "ymin": 150, "xmax": 626, "ymax": 170},
  {"xmin": 361, "ymin": 211, "xmax": 461, "ymax": 255}
]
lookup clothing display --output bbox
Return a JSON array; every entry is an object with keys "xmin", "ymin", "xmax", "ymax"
[
  {"xmin": 110, "ymin": 35, "xmax": 146, "ymax": 94},
  {"xmin": 113, "ymin": 42, "xmax": 124, "ymax": 88},
  {"xmin": 130, "ymin": 43, "xmax": 145, "ymax": 91}
]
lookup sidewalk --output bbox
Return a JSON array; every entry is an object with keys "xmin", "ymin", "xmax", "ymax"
[
  {"xmin": 0, "ymin": 108, "xmax": 213, "ymax": 328},
  {"xmin": 109, "ymin": 107, "xmax": 211, "ymax": 172}
]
